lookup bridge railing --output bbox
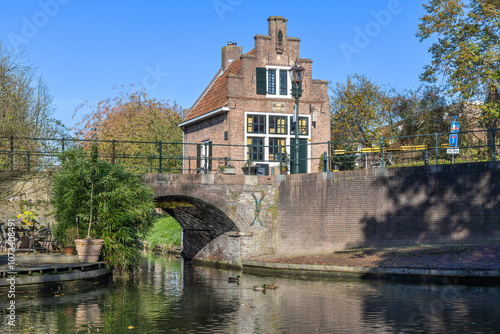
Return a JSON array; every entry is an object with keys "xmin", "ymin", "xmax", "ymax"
[{"xmin": 0, "ymin": 128, "xmax": 498, "ymax": 174}]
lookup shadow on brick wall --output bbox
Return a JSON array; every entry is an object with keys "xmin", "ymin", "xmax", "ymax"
[{"xmin": 358, "ymin": 163, "xmax": 500, "ymax": 248}]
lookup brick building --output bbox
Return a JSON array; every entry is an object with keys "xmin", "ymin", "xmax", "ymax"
[{"xmin": 179, "ymin": 16, "xmax": 330, "ymax": 174}]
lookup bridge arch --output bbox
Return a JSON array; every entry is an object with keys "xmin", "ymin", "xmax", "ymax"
[{"xmin": 154, "ymin": 185, "xmax": 250, "ymax": 263}]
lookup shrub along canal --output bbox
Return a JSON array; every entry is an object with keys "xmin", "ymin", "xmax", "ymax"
[{"xmin": 1, "ymin": 254, "xmax": 499, "ymax": 333}]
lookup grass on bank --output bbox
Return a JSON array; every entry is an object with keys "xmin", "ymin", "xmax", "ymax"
[{"xmin": 144, "ymin": 215, "xmax": 182, "ymax": 248}]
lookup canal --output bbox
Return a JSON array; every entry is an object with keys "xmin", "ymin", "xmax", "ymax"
[{"xmin": 1, "ymin": 254, "xmax": 500, "ymax": 333}]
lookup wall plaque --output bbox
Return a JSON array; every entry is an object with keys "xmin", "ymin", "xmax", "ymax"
[{"xmin": 272, "ymin": 102, "xmax": 285, "ymax": 111}]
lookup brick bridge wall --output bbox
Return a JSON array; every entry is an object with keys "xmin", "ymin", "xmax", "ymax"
[
  {"xmin": 277, "ymin": 162, "xmax": 500, "ymax": 254},
  {"xmin": 144, "ymin": 161, "xmax": 500, "ymax": 265}
]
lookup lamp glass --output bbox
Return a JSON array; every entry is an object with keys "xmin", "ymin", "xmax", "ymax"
[{"xmin": 289, "ymin": 61, "xmax": 305, "ymax": 83}]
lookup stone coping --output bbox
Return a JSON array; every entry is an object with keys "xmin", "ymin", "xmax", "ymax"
[{"xmin": 242, "ymin": 260, "xmax": 500, "ymax": 280}]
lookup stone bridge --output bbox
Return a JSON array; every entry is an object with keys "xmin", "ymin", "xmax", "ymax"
[
  {"xmin": 142, "ymin": 173, "xmax": 280, "ymax": 266},
  {"xmin": 142, "ymin": 162, "xmax": 500, "ymax": 267}
]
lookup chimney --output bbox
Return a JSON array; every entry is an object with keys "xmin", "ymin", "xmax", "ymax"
[
  {"xmin": 221, "ymin": 42, "xmax": 242, "ymax": 70},
  {"xmin": 268, "ymin": 16, "xmax": 287, "ymax": 54}
]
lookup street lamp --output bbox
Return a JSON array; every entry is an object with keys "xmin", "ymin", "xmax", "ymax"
[{"xmin": 289, "ymin": 60, "xmax": 305, "ymax": 174}]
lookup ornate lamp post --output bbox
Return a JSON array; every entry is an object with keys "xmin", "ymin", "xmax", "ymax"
[{"xmin": 289, "ymin": 60, "xmax": 305, "ymax": 174}]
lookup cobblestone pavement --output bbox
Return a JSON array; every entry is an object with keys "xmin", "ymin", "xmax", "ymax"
[{"xmin": 248, "ymin": 243, "xmax": 500, "ymax": 270}]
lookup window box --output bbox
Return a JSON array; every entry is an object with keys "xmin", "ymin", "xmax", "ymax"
[{"xmin": 222, "ymin": 167, "xmax": 236, "ymax": 174}]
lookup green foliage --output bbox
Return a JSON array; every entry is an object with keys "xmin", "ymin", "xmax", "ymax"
[
  {"xmin": 417, "ymin": 0, "xmax": 500, "ymax": 120},
  {"xmin": 144, "ymin": 215, "xmax": 181, "ymax": 248},
  {"xmin": 332, "ymin": 151, "xmax": 357, "ymax": 171},
  {"xmin": 53, "ymin": 148, "xmax": 155, "ymax": 269},
  {"xmin": 0, "ymin": 42, "xmax": 70, "ymax": 170},
  {"xmin": 73, "ymin": 88, "xmax": 184, "ymax": 173},
  {"xmin": 386, "ymin": 86, "xmax": 464, "ymax": 142},
  {"xmin": 330, "ymin": 74, "xmax": 389, "ymax": 143},
  {"xmin": 63, "ymin": 226, "xmax": 78, "ymax": 247},
  {"xmin": 265, "ymin": 206, "xmax": 278, "ymax": 221}
]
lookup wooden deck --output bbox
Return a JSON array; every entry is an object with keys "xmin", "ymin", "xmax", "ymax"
[
  {"xmin": 0, "ymin": 254, "xmax": 110, "ymax": 286},
  {"xmin": 0, "ymin": 261, "xmax": 106, "ymax": 278}
]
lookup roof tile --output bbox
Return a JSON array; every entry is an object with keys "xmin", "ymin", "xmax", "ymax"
[{"xmin": 184, "ymin": 58, "xmax": 241, "ymax": 122}]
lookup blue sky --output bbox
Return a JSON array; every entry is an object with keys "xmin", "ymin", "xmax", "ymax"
[{"xmin": 0, "ymin": 0, "xmax": 432, "ymax": 131}]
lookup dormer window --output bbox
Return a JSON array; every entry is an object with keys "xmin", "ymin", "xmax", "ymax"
[{"xmin": 256, "ymin": 66, "xmax": 291, "ymax": 98}]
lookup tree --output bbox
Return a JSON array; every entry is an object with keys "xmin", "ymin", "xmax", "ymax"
[
  {"xmin": 417, "ymin": 0, "xmax": 500, "ymax": 122},
  {"xmin": 0, "ymin": 43, "xmax": 69, "ymax": 208},
  {"xmin": 0, "ymin": 42, "xmax": 70, "ymax": 171},
  {"xmin": 330, "ymin": 74, "xmax": 390, "ymax": 144},
  {"xmin": 386, "ymin": 86, "xmax": 457, "ymax": 140},
  {"xmin": 0, "ymin": 42, "xmax": 69, "ymax": 140},
  {"xmin": 53, "ymin": 147, "xmax": 155, "ymax": 269},
  {"xmin": 73, "ymin": 88, "xmax": 183, "ymax": 172}
]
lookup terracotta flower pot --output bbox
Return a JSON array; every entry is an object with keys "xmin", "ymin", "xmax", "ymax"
[
  {"xmin": 74, "ymin": 239, "xmax": 104, "ymax": 262},
  {"xmin": 64, "ymin": 245, "xmax": 75, "ymax": 255}
]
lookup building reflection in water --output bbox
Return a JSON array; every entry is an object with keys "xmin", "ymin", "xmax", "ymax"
[
  {"xmin": 75, "ymin": 303, "xmax": 103, "ymax": 332},
  {"xmin": 2, "ymin": 256, "xmax": 498, "ymax": 333}
]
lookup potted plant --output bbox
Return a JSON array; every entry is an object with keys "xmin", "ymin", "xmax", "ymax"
[
  {"xmin": 73, "ymin": 145, "xmax": 104, "ymax": 262},
  {"xmin": 16, "ymin": 210, "xmax": 39, "ymax": 249},
  {"xmin": 64, "ymin": 226, "xmax": 78, "ymax": 255},
  {"xmin": 241, "ymin": 162, "xmax": 256, "ymax": 175},
  {"xmin": 53, "ymin": 147, "xmax": 155, "ymax": 269}
]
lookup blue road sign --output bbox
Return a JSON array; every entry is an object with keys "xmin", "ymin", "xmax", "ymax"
[
  {"xmin": 449, "ymin": 120, "xmax": 459, "ymax": 147},
  {"xmin": 449, "ymin": 133, "xmax": 458, "ymax": 147}
]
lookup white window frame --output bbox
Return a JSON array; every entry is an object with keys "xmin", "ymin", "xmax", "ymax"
[
  {"xmin": 201, "ymin": 140, "xmax": 212, "ymax": 171},
  {"xmin": 244, "ymin": 112, "xmax": 311, "ymax": 173},
  {"xmin": 266, "ymin": 66, "xmax": 292, "ymax": 98}
]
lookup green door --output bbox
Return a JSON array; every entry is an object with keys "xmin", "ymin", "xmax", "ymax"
[{"xmin": 290, "ymin": 138, "xmax": 308, "ymax": 173}]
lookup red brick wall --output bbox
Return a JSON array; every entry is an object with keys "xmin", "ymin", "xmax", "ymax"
[
  {"xmin": 276, "ymin": 162, "xmax": 500, "ymax": 255},
  {"xmin": 183, "ymin": 16, "xmax": 330, "ymax": 174}
]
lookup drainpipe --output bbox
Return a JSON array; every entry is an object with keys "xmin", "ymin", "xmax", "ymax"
[{"xmin": 182, "ymin": 128, "xmax": 185, "ymax": 173}]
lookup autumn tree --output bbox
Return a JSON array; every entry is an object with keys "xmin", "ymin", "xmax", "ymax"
[
  {"xmin": 0, "ymin": 43, "xmax": 68, "ymax": 139},
  {"xmin": 73, "ymin": 88, "xmax": 183, "ymax": 172},
  {"xmin": 330, "ymin": 74, "xmax": 390, "ymax": 144},
  {"xmin": 386, "ymin": 86, "xmax": 456, "ymax": 138},
  {"xmin": 417, "ymin": 0, "xmax": 500, "ymax": 124},
  {"xmin": 0, "ymin": 43, "xmax": 69, "ymax": 207}
]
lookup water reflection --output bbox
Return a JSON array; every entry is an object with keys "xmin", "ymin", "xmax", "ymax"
[
  {"xmin": 1, "ymin": 255, "xmax": 499, "ymax": 333},
  {"xmin": 75, "ymin": 303, "xmax": 103, "ymax": 332}
]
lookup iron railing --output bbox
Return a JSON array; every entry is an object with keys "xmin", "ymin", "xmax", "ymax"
[{"xmin": 1, "ymin": 128, "xmax": 498, "ymax": 174}]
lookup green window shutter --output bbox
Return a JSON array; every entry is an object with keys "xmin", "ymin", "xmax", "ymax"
[{"xmin": 256, "ymin": 67, "xmax": 266, "ymax": 95}]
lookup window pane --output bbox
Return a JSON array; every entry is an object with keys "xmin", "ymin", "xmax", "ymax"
[
  {"xmin": 258, "ymin": 116, "xmax": 266, "ymax": 133},
  {"xmin": 247, "ymin": 115, "xmax": 266, "ymax": 134},
  {"xmin": 269, "ymin": 116, "xmax": 287, "ymax": 134},
  {"xmin": 278, "ymin": 116, "xmax": 286, "ymax": 134},
  {"xmin": 247, "ymin": 137, "xmax": 264, "ymax": 161},
  {"xmin": 268, "ymin": 69, "xmax": 276, "ymax": 95},
  {"xmin": 269, "ymin": 138, "xmax": 286, "ymax": 161},
  {"xmin": 280, "ymin": 70, "xmax": 288, "ymax": 95},
  {"xmin": 290, "ymin": 116, "xmax": 308, "ymax": 136},
  {"xmin": 299, "ymin": 117, "xmax": 308, "ymax": 135}
]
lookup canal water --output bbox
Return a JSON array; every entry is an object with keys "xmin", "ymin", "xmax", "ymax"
[{"xmin": 1, "ymin": 254, "xmax": 500, "ymax": 333}]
